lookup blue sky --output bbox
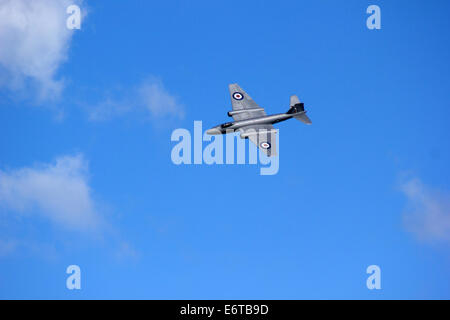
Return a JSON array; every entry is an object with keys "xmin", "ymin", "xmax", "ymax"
[{"xmin": 0, "ymin": 0, "xmax": 449, "ymax": 299}]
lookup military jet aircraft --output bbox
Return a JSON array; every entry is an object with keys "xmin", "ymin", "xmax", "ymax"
[{"xmin": 206, "ymin": 83, "xmax": 312, "ymax": 156}]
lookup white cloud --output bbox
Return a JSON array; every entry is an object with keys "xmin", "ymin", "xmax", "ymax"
[
  {"xmin": 87, "ymin": 97, "xmax": 131, "ymax": 121},
  {"xmin": 88, "ymin": 77, "xmax": 184, "ymax": 121},
  {"xmin": 0, "ymin": 154, "xmax": 101, "ymax": 231},
  {"xmin": 401, "ymin": 178, "xmax": 450, "ymax": 243},
  {"xmin": 138, "ymin": 78, "xmax": 184, "ymax": 118},
  {"xmin": 0, "ymin": 0, "xmax": 82, "ymax": 100}
]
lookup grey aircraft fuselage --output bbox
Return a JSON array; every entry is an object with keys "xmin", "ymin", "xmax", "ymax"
[{"xmin": 206, "ymin": 112, "xmax": 295, "ymax": 135}]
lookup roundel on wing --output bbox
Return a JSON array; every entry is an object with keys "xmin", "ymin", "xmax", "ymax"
[
  {"xmin": 232, "ymin": 92, "xmax": 244, "ymax": 100},
  {"xmin": 260, "ymin": 142, "xmax": 271, "ymax": 149}
]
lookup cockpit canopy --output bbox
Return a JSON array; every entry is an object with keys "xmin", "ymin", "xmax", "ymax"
[{"xmin": 221, "ymin": 122, "xmax": 233, "ymax": 128}]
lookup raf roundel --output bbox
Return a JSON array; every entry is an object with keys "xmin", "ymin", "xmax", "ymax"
[
  {"xmin": 232, "ymin": 92, "xmax": 244, "ymax": 100},
  {"xmin": 260, "ymin": 142, "xmax": 271, "ymax": 149}
]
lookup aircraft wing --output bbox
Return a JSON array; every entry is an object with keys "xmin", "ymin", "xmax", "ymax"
[
  {"xmin": 228, "ymin": 83, "xmax": 267, "ymax": 121},
  {"xmin": 239, "ymin": 124, "xmax": 277, "ymax": 157}
]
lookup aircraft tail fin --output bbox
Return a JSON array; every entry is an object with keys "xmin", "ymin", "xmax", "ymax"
[{"xmin": 287, "ymin": 95, "xmax": 312, "ymax": 124}]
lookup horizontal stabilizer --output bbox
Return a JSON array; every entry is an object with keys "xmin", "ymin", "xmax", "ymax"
[
  {"xmin": 294, "ymin": 111, "xmax": 312, "ymax": 125},
  {"xmin": 287, "ymin": 95, "xmax": 312, "ymax": 124}
]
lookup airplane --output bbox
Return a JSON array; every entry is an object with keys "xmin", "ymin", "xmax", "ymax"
[{"xmin": 206, "ymin": 83, "xmax": 312, "ymax": 157}]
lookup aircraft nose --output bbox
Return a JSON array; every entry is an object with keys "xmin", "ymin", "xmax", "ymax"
[{"xmin": 206, "ymin": 127, "xmax": 221, "ymax": 135}]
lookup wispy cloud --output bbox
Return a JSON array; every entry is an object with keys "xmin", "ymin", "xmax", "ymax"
[
  {"xmin": 0, "ymin": 238, "xmax": 59, "ymax": 261},
  {"xmin": 0, "ymin": 154, "xmax": 101, "ymax": 231},
  {"xmin": 0, "ymin": 154, "xmax": 142, "ymax": 260},
  {"xmin": 400, "ymin": 177, "xmax": 450, "ymax": 243},
  {"xmin": 0, "ymin": 0, "xmax": 83, "ymax": 100},
  {"xmin": 87, "ymin": 96, "xmax": 131, "ymax": 122},
  {"xmin": 88, "ymin": 77, "xmax": 184, "ymax": 121},
  {"xmin": 138, "ymin": 77, "xmax": 184, "ymax": 118}
]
